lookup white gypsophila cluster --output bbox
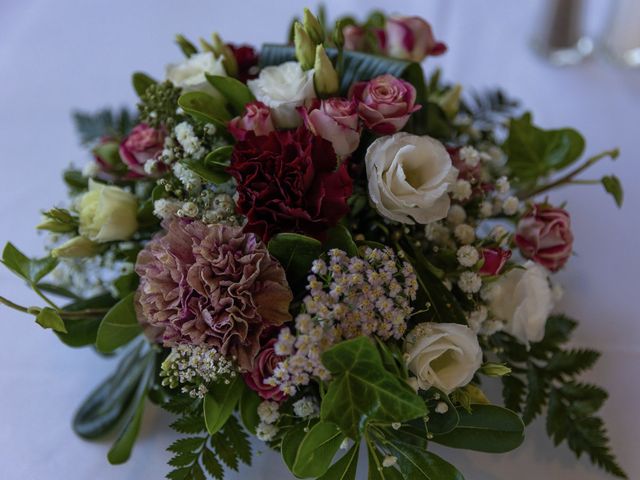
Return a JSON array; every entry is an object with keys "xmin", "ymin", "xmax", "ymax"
[
  {"xmin": 451, "ymin": 179, "xmax": 472, "ymax": 201},
  {"xmin": 382, "ymin": 456, "xmax": 398, "ymax": 468},
  {"xmin": 256, "ymin": 401, "xmax": 280, "ymax": 442},
  {"xmin": 153, "ymin": 198, "xmax": 182, "ymax": 220},
  {"xmin": 435, "ymin": 402, "xmax": 449, "ymax": 414},
  {"xmin": 160, "ymin": 344, "xmax": 236, "ymax": 399},
  {"xmin": 489, "ymin": 225, "xmax": 510, "ymax": 246},
  {"xmin": 496, "ymin": 176, "xmax": 510, "ymax": 194},
  {"xmin": 200, "ymin": 192, "xmax": 239, "ymax": 225},
  {"xmin": 178, "ymin": 201, "xmax": 199, "ymax": 218},
  {"xmin": 174, "ymin": 121, "xmax": 206, "ymax": 159},
  {"xmin": 467, "ymin": 304, "xmax": 505, "ymax": 336},
  {"xmin": 446, "ymin": 204, "xmax": 467, "ymax": 225},
  {"xmin": 425, "ymin": 222, "xmax": 451, "ymax": 245},
  {"xmin": 458, "ymin": 271, "xmax": 482, "ymax": 294},
  {"xmin": 268, "ymin": 247, "xmax": 418, "ymax": 396},
  {"xmin": 479, "ymin": 201, "xmax": 493, "ymax": 218},
  {"xmin": 293, "ymin": 397, "xmax": 320, "ymax": 418},
  {"xmin": 454, "ymin": 224, "xmax": 475, "ymax": 245},
  {"xmin": 502, "ymin": 196, "xmax": 520, "ymax": 216},
  {"xmin": 172, "ymin": 163, "xmax": 202, "ymax": 192},
  {"xmin": 457, "ymin": 245, "xmax": 480, "ymax": 267},
  {"xmin": 459, "ymin": 146, "xmax": 481, "ymax": 167},
  {"xmin": 203, "ymin": 123, "xmax": 217, "ymax": 136}
]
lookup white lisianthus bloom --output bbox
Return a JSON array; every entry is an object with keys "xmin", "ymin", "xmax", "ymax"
[
  {"xmin": 166, "ymin": 52, "xmax": 227, "ymax": 97},
  {"xmin": 247, "ymin": 61, "xmax": 316, "ymax": 128},
  {"xmin": 78, "ymin": 180, "xmax": 138, "ymax": 243},
  {"xmin": 404, "ymin": 322, "xmax": 482, "ymax": 394},
  {"xmin": 485, "ymin": 261, "xmax": 553, "ymax": 344},
  {"xmin": 365, "ymin": 133, "xmax": 458, "ymax": 224}
]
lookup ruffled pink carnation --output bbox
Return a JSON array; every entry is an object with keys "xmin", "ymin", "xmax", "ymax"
[{"xmin": 134, "ymin": 219, "xmax": 293, "ymax": 371}]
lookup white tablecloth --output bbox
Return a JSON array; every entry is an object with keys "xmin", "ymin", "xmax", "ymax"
[{"xmin": 1, "ymin": 1, "xmax": 638, "ymax": 479}]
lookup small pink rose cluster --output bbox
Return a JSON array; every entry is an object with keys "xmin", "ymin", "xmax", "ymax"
[
  {"xmin": 343, "ymin": 15, "xmax": 446, "ymax": 63},
  {"xmin": 516, "ymin": 204, "xmax": 574, "ymax": 272},
  {"xmin": 119, "ymin": 123, "xmax": 167, "ymax": 177},
  {"xmin": 229, "ymin": 74, "xmax": 420, "ymax": 157}
]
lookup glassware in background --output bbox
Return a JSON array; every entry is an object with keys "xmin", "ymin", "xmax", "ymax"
[
  {"xmin": 534, "ymin": 0, "xmax": 593, "ymax": 66},
  {"xmin": 602, "ymin": 0, "xmax": 640, "ymax": 68}
]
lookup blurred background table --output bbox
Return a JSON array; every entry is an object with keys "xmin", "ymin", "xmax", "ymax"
[{"xmin": 0, "ymin": 1, "xmax": 638, "ymax": 479}]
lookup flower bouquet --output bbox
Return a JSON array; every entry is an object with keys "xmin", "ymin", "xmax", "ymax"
[{"xmin": 0, "ymin": 7, "xmax": 627, "ymax": 480}]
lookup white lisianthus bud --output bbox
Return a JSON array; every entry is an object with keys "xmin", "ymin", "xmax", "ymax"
[
  {"xmin": 314, "ymin": 45, "xmax": 340, "ymax": 97},
  {"xmin": 485, "ymin": 261, "xmax": 553, "ymax": 344},
  {"xmin": 303, "ymin": 8, "xmax": 325, "ymax": 44},
  {"xmin": 366, "ymin": 133, "xmax": 458, "ymax": 224},
  {"xmin": 51, "ymin": 236, "xmax": 101, "ymax": 258},
  {"xmin": 294, "ymin": 22, "xmax": 316, "ymax": 70},
  {"xmin": 78, "ymin": 180, "xmax": 138, "ymax": 243},
  {"xmin": 404, "ymin": 322, "xmax": 482, "ymax": 394}
]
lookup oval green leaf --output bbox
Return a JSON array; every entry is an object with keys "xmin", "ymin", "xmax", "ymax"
[
  {"xmin": 205, "ymin": 74, "xmax": 255, "ymax": 115},
  {"xmin": 203, "ymin": 376, "xmax": 244, "ymax": 435},
  {"xmin": 96, "ymin": 293, "xmax": 142, "ymax": 353},
  {"xmin": 178, "ymin": 91, "xmax": 231, "ymax": 126},
  {"xmin": 292, "ymin": 421, "xmax": 345, "ymax": 478}
]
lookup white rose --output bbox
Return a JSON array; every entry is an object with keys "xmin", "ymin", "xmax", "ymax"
[
  {"xmin": 247, "ymin": 61, "xmax": 316, "ymax": 128},
  {"xmin": 78, "ymin": 180, "xmax": 138, "ymax": 243},
  {"xmin": 365, "ymin": 133, "xmax": 458, "ymax": 224},
  {"xmin": 405, "ymin": 322, "xmax": 482, "ymax": 394},
  {"xmin": 485, "ymin": 261, "xmax": 553, "ymax": 344},
  {"xmin": 166, "ymin": 52, "xmax": 227, "ymax": 97}
]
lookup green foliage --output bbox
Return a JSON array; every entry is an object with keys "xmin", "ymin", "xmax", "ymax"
[
  {"xmin": 178, "ymin": 91, "xmax": 231, "ymax": 127},
  {"xmin": 291, "ymin": 421, "xmax": 345, "ymax": 478},
  {"xmin": 317, "ymin": 443, "xmax": 359, "ymax": 480},
  {"xmin": 503, "ymin": 113, "xmax": 585, "ymax": 185},
  {"xmin": 72, "ymin": 108, "xmax": 137, "ymax": 146},
  {"xmin": 95, "ymin": 293, "xmax": 142, "ymax": 353},
  {"xmin": 63, "ymin": 169, "xmax": 89, "ymax": 193},
  {"xmin": 56, "ymin": 293, "xmax": 116, "ymax": 347},
  {"xmin": 281, "ymin": 421, "xmax": 313, "ymax": 472},
  {"xmin": 324, "ymin": 225, "xmax": 358, "ymax": 257},
  {"xmin": 268, "ymin": 233, "xmax": 322, "ymax": 286},
  {"xmin": 138, "ymin": 81, "xmax": 182, "ymax": 128},
  {"xmin": 203, "ymin": 376, "xmax": 244, "ymax": 435},
  {"xmin": 238, "ymin": 387, "xmax": 261, "ymax": 435},
  {"xmin": 320, "ymin": 337, "xmax": 427, "ymax": 439},
  {"xmin": 37, "ymin": 207, "xmax": 78, "ymax": 234},
  {"xmin": 602, "ymin": 175, "xmax": 623, "ymax": 207},
  {"xmin": 431, "ymin": 405, "xmax": 524, "ymax": 453},
  {"xmin": 164, "ymin": 393, "xmax": 252, "ymax": 480},
  {"xmin": 181, "ymin": 159, "xmax": 230, "ymax": 184},
  {"xmin": 132, "ymin": 72, "xmax": 157, "ymax": 97},
  {"xmin": 35, "ymin": 307, "xmax": 66, "ymax": 333},
  {"xmin": 492, "ymin": 314, "xmax": 627, "ymax": 478},
  {"xmin": 205, "ymin": 75, "xmax": 255, "ymax": 115},
  {"xmin": 382, "ymin": 442, "xmax": 464, "ymax": 480},
  {"xmin": 259, "ymin": 44, "xmax": 426, "ymax": 100},
  {"xmin": 2, "ymin": 242, "xmax": 58, "ymax": 285}
]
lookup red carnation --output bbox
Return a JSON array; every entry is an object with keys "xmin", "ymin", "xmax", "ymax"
[
  {"xmin": 228, "ymin": 127, "xmax": 353, "ymax": 242},
  {"xmin": 227, "ymin": 43, "xmax": 259, "ymax": 83}
]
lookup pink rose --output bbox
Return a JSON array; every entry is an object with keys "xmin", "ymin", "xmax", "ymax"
[
  {"xmin": 300, "ymin": 98, "xmax": 361, "ymax": 157},
  {"xmin": 119, "ymin": 123, "xmax": 165, "ymax": 177},
  {"xmin": 515, "ymin": 204, "xmax": 574, "ymax": 272},
  {"xmin": 383, "ymin": 16, "xmax": 447, "ymax": 62},
  {"xmin": 229, "ymin": 101, "xmax": 275, "ymax": 141},
  {"xmin": 479, "ymin": 248, "xmax": 512, "ymax": 276},
  {"xmin": 343, "ymin": 25, "xmax": 368, "ymax": 51},
  {"xmin": 349, "ymin": 74, "xmax": 421, "ymax": 134},
  {"xmin": 243, "ymin": 338, "xmax": 287, "ymax": 402}
]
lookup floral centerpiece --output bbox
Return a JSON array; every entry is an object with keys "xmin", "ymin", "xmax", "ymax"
[{"xmin": 0, "ymin": 7, "xmax": 627, "ymax": 480}]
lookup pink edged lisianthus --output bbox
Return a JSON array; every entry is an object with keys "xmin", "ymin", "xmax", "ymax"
[
  {"xmin": 119, "ymin": 123, "xmax": 166, "ymax": 177},
  {"xmin": 229, "ymin": 101, "xmax": 275, "ymax": 141},
  {"xmin": 243, "ymin": 338, "xmax": 287, "ymax": 402},
  {"xmin": 300, "ymin": 98, "xmax": 361, "ymax": 157},
  {"xmin": 383, "ymin": 16, "xmax": 447, "ymax": 62},
  {"xmin": 134, "ymin": 219, "xmax": 293, "ymax": 371},
  {"xmin": 349, "ymin": 74, "xmax": 421, "ymax": 134},
  {"xmin": 515, "ymin": 204, "xmax": 574, "ymax": 272}
]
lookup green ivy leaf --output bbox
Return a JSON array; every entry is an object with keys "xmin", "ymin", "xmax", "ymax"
[
  {"xmin": 268, "ymin": 233, "xmax": 322, "ymax": 286},
  {"xmin": 96, "ymin": 293, "xmax": 142, "ymax": 353},
  {"xmin": 205, "ymin": 75, "xmax": 255, "ymax": 115},
  {"xmin": 177, "ymin": 91, "xmax": 231, "ymax": 127},
  {"xmin": 431, "ymin": 404, "xmax": 524, "ymax": 453},
  {"xmin": 601, "ymin": 175, "xmax": 623, "ymax": 208},
  {"xmin": 35, "ymin": 307, "xmax": 67, "ymax": 333},
  {"xmin": 321, "ymin": 337, "xmax": 427, "ymax": 439},
  {"xmin": 292, "ymin": 421, "xmax": 345, "ymax": 478},
  {"xmin": 203, "ymin": 376, "xmax": 244, "ymax": 435},
  {"xmin": 503, "ymin": 113, "xmax": 585, "ymax": 184}
]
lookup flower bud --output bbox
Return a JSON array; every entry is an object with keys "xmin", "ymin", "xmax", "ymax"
[
  {"xmin": 479, "ymin": 363, "xmax": 512, "ymax": 377},
  {"xmin": 438, "ymin": 84, "xmax": 462, "ymax": 118},
  {"xmin": 303, "ymin": 8, "xmax": 324, "ymax": 44},
  {"xmin": 211, "ymin": 33, "xmax": 238, "ymax": 77},
  {"xmin": 313, "ymin": 45, "xmax": 339, "ymax": 97},
  {"xmin": 294, "ymin": 22, "xmax": 316, "ymax": 71},
  {"xmin": 51, "ymin": 236, "xmax": 101, "ymax": 258},
  {"xmin": 175, "ymin": 34, "xmax": 197, "ymax": 57}
]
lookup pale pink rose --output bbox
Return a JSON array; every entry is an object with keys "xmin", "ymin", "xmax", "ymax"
[
  {"xmin": 479, "ymin": 248, "xmax": 512, "ymax": 276},
  {"xmin": 229, "ymin": 101, "xmax": 275, "ymax": 141},
  {"xmin": 349, "ymin": 74, "xmax": 421, "ymax": 134},
  {"xmin": 384, "ymin": 16, "xmax": 447, "ymax": 62},
  {"xmin": 343, "ymin": 25, "xmax": 368, "ymax": 51},
  {"xmin": 515, "ymin": 205, "xmax": 573, "ymax": 272},
  {"xmin": 119, "ymin": 123, "xmax": 166, "ymax": 177},
  {"xmin": 243, "ymin": 338, "xmax": 287, "ymax": 402},
  {"xmin": 300, "ymin": 98, "xmax": 361, "ymax": 156}
]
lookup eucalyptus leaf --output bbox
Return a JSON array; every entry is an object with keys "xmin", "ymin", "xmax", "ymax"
[
  {"xmin": 268, "ymin": 233, "xmax": 322, "ymax": 286},
  {"xmin": 107, "ymin": 350, "xmax": 155, "ymax": 464},
  {"xmin": 96, "ymin": 293, "xmax": 142, "ymax": 353},
  {"xmin": 205, "ymin": 75, "xmax": 255, "ymax": 115},
  {"xmin": 132, "ymin": 72, "xmax": 157, "ymax": 97},
  {"xmin": 35, "ymin": 307, "xmax": 67, "ymax": 333},
  {"xmin": 431, "ymin": 404, "xmax": 524, "ymax": 453},
  {"xmin": 178, "ymin": 91, "xmax": 231, "ymax": 126},
  {"xmin": 203, "ymin": 376, "xmax": 244, "ymax": 435},
  {"xmin": 321, "ymin": 337, "xmax": 427, "ymax": 439},
  {"xmin": 292, "ymin": 421, "xmax": 345, "ymax": 478}
]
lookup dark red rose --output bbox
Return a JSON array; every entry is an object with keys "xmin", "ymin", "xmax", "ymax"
[
  {"xmin": 228, "ymin": 127, "xmax": 353, "ymax": 241},
  {"xmin": 243, "ymin": 338, "xmax": 286, "ymax": 402},
  {"xmin": 228, "ymin": 43, "xmax": 259, "ymax": 83},
  {"xmin": 515, "ymin": 204, "xmax": 573, "ymax": 272},
  {"xmin": 479, "ymin": 248, "xmax": 512, "ymax": 276}
]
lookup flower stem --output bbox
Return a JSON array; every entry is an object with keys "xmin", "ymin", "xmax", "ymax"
[
  {"xmin": 520, "ymin": 148, "xmax": 619, "ymax": 199},
  {"xmin": 0, "ymin": 296, "xmax": 31, "ymax": 314},
  {"xmin": 0, "ymin": 296, "xmax": 108, "ymax": 319}
]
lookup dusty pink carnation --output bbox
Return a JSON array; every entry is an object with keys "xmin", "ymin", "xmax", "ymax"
[{"xmin": 134, "ymin": 218, "xmax": 293, "ymax": 370}]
